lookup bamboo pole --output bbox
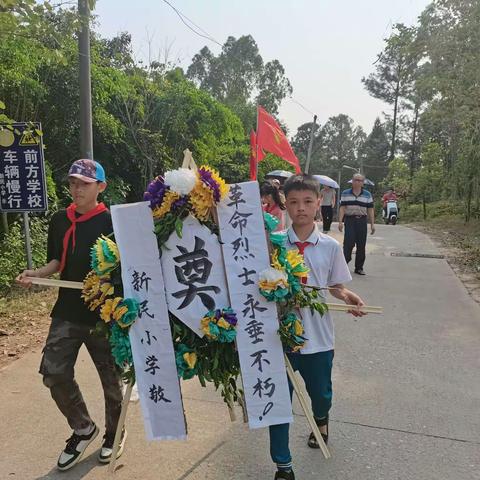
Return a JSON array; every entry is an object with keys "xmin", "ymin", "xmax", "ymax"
[
  {"xmin": 24, "ymin": 278, "xmax": 383, "ymax": 314},
  {"xmin": 24, "ymin": 277, "xmax": 84, "ymax": 289},
  {"xmin": 326, "ymin": 303, "xmax": 383, "ymax": 314},
  {"xmin": 108, "ymin": 381, "xmax": 133, "ymax": 474},
  {"xmin": 285, "ymin": 355, "xmax": 331, "ymax": 459}
]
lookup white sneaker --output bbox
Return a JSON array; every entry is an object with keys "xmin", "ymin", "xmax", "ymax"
[
  {"xmin": 98, "ymin": 429, "xmax": 127, "ymax": 463},
  {"xmin": 57, "ymin": 424, "xmax": 99, "ymax": 471}
]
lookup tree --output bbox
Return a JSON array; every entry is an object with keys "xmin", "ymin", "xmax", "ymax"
[
  {"xmin": 319, "ymin": 114, "xmax": 358, "ymax": 175},
  {"xmin": 383, "ymin": 156, "xmax": 410, "ymax": 199},
  {"xmin": 360, "ymin": 118, "xmax": 390, "ymax": 187},
  {"xmin": 411, "ymin": 142, "xmax": 444, "ymax": 219},
  {"xmin": 187, "ymin": 35, "xmax": 292, "ymax": 131},
  {"xmin": 362, "ymin": 23, "xmax": 418, "ymax": 162}
]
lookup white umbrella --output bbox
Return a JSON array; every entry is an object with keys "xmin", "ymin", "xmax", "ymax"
[
  {"xmin": 313, "ymin": 174, "xmax": 339, "ymax": 189},
  {"xmin": 266, "ymin": 170, "xmax": 294, "ymax": 179}
]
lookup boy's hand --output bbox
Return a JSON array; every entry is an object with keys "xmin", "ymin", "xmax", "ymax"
[
  {"xmin": 16, "ymin": 269, "xmax": 38, "ymax": 288},
  {"xmin": 343, "ymin": 290, "xmax": 367, "ymax": 318},
  {"xmin": 338, "ymin": 222, "xmax": 343, "ymax": 232},
  {"xmin": 371, "ymin": 225, "xmax": 376, "ymax": 235}
]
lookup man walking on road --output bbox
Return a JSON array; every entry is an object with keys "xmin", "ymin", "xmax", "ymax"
[{"xmin": 338, "ymin": 173, "xmax": 375, "ymax": 275}]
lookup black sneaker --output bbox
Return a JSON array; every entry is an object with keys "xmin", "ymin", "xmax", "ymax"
[
  {"xmin": 57, "ymin": 424, "xmax": 99, "ymax": 471},
  {"xmin": 98, "ymin": 428, "xmax": 127, "ymax": 463},
  {"xmin": 354, "ymin": 268, "xmax": 366, "ymax": 275},
  {"xmin": 274, "ymin": 470, "xmax": 295, "ymax": 480}
]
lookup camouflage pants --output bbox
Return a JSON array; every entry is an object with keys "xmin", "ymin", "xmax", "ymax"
[{"xmin": 40, "ymin": 317, "xmax": 123, "ymax": 436}]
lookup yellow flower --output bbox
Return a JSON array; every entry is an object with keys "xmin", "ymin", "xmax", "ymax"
[
  {"xmin": 259, "ymin": 279, "xmax": 288, "ymax": 292},
  {"xmin": 190, "ymin": 181, "xmax": 214, "ymax": 220},
  {"xmin": 183, "ymin": 351, "xmax": 197, "ymax": 369},
  {"xmin": 286, "ymin": 250, "xmax": 304, "ymax": 269},
  {"xmin": 294, "ymin": 320, "xmax": 304, "ymax": 336},
  {"xmin": 287, "ymin": 250, "xmax": 309, "ymax": 278},
  {"xmin": 199, "ymin": 165, "xmax": 229, "ymax": 200},
  {"xmin": 100, "ymin": 297, "xmax": 123, "ymax": 323},
  {"xmin": 271, "ymin": 250, "xmax": 283, "ymax": 271},
  {"xmin": 217, "ymin": 317, "xmax": 230, "ymax": 330},
  {"xmin": 152, "ymin": 190, "xmax": 180, "ymax": 219},
  {"xmin": 113, "ymin": 305, "xmax": 128, "ymax": 322},
  {"xmin": 100, "ymin": 281, "xmax": 114, "ymax": 296},
  {"xmin": 200, "ymin": 316, "xmax": 211, "ymax": 335},
  {"xmin": 82, "ymin": 271, "xmax": 101, "ymax": 302}
]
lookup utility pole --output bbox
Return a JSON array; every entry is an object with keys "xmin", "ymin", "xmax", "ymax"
[
  {"xmin": 304, "ymin": 115, "xmax": 317, "ymax": 174},
  {"xmin": 78, "ymin": 0, "xmax": 93, "ymax": 159}
]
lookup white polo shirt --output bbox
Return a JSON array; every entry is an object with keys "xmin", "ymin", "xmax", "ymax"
[{"xmin": 286, "ymin": 226, "xmax": 352, "ymax": 353}]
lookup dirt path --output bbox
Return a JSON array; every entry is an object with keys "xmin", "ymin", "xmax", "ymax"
[{"xmin": 0, "ymin": 288, "xmax": 55, "ymax": 369}]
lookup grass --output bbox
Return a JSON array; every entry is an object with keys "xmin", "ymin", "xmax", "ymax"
[{"xmin": 402, "ymin": 203, "xmax": 480, "ymax": 277}]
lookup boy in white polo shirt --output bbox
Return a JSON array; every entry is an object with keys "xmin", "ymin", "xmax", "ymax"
[{"xmin": 270, "ymin": 174, "xmax": 366, "ymax": 480}]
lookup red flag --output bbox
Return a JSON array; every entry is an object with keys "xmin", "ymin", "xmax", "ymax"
[
  {"xmin": 249, "ymin": 130, "xmax": 265, "ymax": 180},
  {"xmin": 256, "ymin": 106, "xmax": 301, "ymax": 173}
]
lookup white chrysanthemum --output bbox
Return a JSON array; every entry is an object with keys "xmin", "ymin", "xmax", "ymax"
[
  {"xmin": 164, "ymin": 168, "xmax": 197, "ymax": 196},
  {"xmin": 259, "ymin": 267, "xmax": 287, "ymax": 283}
]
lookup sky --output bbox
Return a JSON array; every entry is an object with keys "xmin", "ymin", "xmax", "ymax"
[{"xmin": 94, "ymin": 0, "xmax": 431, "ymax": 135}]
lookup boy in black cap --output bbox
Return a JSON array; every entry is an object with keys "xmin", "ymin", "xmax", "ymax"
[{"xmin": 17, "ymin": 159, "xmax": 125, "ymax": 470}]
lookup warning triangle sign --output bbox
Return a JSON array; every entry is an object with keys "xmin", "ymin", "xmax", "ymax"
[{"xmin": 19, "ymin": 130, "xmax": 39, "ymax": 146}]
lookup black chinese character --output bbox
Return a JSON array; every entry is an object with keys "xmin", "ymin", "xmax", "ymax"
[
  {"xmin": 238, "ymin": 267, "xmax": 256, "ymax": 286},
  {"xmin": 242, "ymin": 294, "xmax": 267, "ymax": 319},
  {"xmin": 250, "ymin": 349, "xmax": 270, "ymax": 373},
  {"xmin": 138, "ymin": 300, "xmax": 154, "ymax": 319},
  {"xmin": 252, "ymin": 377, "xmax": 276, "ymax": 399},
  {"xmin": 172, "ymin": 236, "xmax": 220, "ymax": 310},
  {"xmin": 132, "ymin": 270, "xmax": 151, "ymax": 292},
  {"xmin": 228, "ymin": 210, "xmax": 252, "ymax": 236},
  {"xmin": 141, "ymin": 330, "xmax": 157, "ymax": 345},
  {"xmin": 145, "ymin": 355, "xmax": 160, "ymax": 375},
  {"xmin": 245, "ymin": 319, "xmax": 265, "ymax": 344},
  {"xmin": 149, "ymin": 385, "xmax": 172, "ymax": 404},
  {"xmin": 232, "ymin": 237, "xmax": 255, "ymax": 261},
  {"xmin": 227, "ymin": 184, "xmax": 246, "ymax": 208}
]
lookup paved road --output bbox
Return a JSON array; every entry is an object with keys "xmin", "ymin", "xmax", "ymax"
[{"xmin": 1, "ymin": 224, "xmax": 479, "ymax": 480}]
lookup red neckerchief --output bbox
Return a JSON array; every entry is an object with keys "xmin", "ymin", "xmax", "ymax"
[
  {"xmin": 59, "ymin": 202, "xmax": 108, "ymax": 272},
  {"xmin": 295, "ymin": 241, "xmax": 311, "ymax": 284}
]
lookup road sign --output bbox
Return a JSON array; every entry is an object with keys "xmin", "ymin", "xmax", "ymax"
[{"xmin": 0, "ymin": 122, "xmax": 48, "ymax": 213}]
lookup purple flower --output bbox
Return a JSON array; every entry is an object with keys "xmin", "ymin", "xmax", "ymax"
[
  {"xmin": 144, "ymin": 176, "xmax": 168, "ymax": 209},
  {"xmin": 198, "ymin": 168, "xmax": 221, "ymax": 202},
  {"xmin": 224, "ymin": 312, "xmax": 238, "ymax": 326},
  {"xmin": 172, "ymin": 195, "xmax": 188, "ymax": 210}
]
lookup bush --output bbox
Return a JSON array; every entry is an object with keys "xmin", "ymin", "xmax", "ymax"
[
  {"xmin": 0, "ymin": 216, "xmax": 48, "ymax": 294},
  {"xmin": 400, "ymin": 200, "xmax": 466, "ymax": 222}
]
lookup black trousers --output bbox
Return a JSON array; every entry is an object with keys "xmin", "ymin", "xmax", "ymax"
[
  {"xmin": 321, "ymin": 206, "xmax": 333, "ymax": 232},
  {"xmin": 343, "ymin": 216, "xmax": 367, "ymax": 270}
]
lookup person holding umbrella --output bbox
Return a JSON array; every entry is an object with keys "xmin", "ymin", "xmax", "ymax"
[
  {"xmin": 312, "ymin": 175, "xmax": 339, "ymax": 234},
  {"xmin": 319, "ymin": 186, "xmax": 336, "ymax": 233},
  {"xmin": 338, "ymin": 173, "xmax": 375, "ymax": 275}
]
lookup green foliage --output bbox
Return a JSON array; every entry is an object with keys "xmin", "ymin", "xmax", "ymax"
[
  {"xmin": 383, "ymin": 157, "xmax": 411, "ymax": 198},
  {"xmin": 257, "ymin": 153, "xmax": 295, "ymax": 184},
  {"xmin": 187, "ymin": 35, "xmax": 292, "ymax": 131},
  {"xmin": 0, "ymin": 217, "xmax": 48, "ymax": 293}
]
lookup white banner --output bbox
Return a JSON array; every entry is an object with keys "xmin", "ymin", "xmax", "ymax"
[
  {"xmin": 161, "ymin": 215, "xmax": 230, "ymax": 336},
  {"xmin": 111, "ymin": 202, "xmax": 186, "ymax": 441},
  {"xmin": 217, "ymin": 182, "xmax": 292, "ymax": 429}
]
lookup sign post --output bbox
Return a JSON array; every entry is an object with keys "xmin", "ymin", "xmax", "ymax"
[{"xmin": 0, "ymin": 122, "xmax": 48, "ymax": 268}]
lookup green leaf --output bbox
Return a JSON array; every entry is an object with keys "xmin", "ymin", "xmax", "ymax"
[
  {"xmin": 175, "ymin": 217, "xmax": 183, "ymax": 238},
  {"xmin": 0, "ymin": 101, "xmax": 5, "ymax": 109}
]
